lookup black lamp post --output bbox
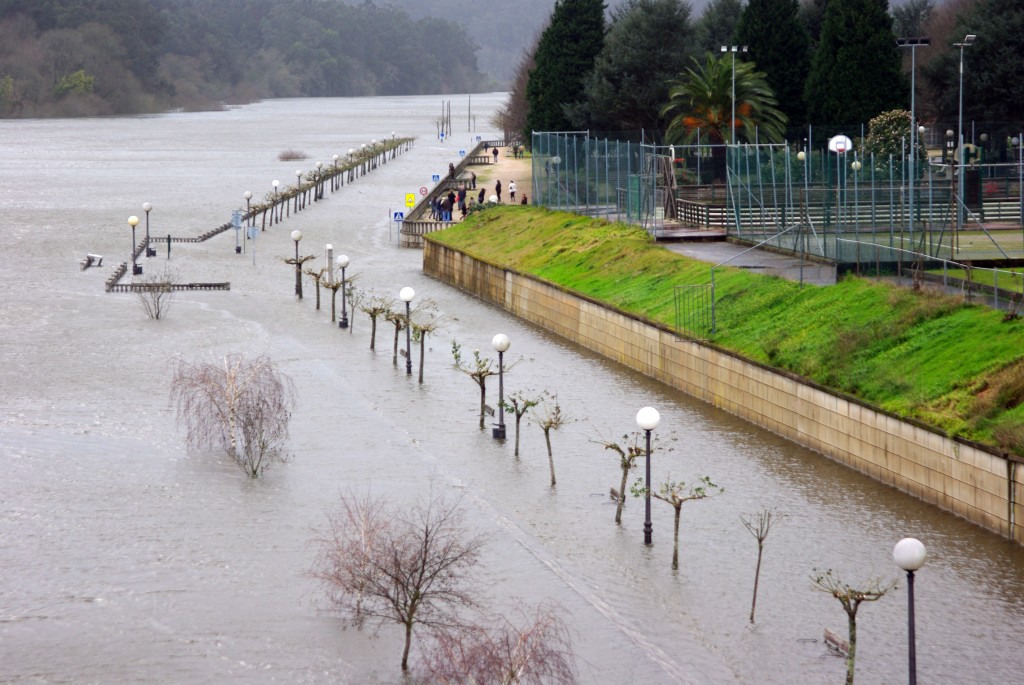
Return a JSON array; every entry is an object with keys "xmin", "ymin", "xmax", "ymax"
[
  {"xmin": 491, "ymin": 333, "xmax": 510, "ymax": 439},
  {"xmin": 399, "ymin": 287, "xmax": 414, "ymax": 375},
  {"xmin": 635, "ymin": 406, "xmax": 660, "ymax": 545},
  {"xmin": 336, "ymin": 254, "xmax": 349, "ymax": 328},
  {"xmin": 271, "ymin": 180, "xmax": 279, "ymax": 225},
  {"xmin": 244, "ymin": 191, "xmax": 252, "ymax": 228},
  {"xmin": 894, "ymin": 537, "xmax": 927, "ymax": 685},
  {"xmin": 332, "ymin": 154, "xmax": 339, "ymax": 191},
  {"xmin": 295, "ymin": 169, "xmax": 303, "ymax": 212},
  {"xmin": 142, "ymin": 202, "xmax": 156, "ymax": 257},
  {"xmin": 128, "ymin": 215, "xmax": 142, "ymax": 275},
  {"xmin": 291, "ymin": 230, "xmax": 303, "ymax": 299}
]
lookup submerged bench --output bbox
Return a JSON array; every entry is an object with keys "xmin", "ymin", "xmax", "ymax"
[{"xmin": 80, "ymin": 253, "xmax": 103, "ymax": 270}]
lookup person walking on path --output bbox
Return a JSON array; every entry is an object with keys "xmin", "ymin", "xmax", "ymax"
[
  {"xmin": 470, "ymin": 171, "xmax": 476, "ymax": 189},
  {"xmin": 478, "ymin": 187, "xmax": 486, "ymax": 204},
  {"xmin": 494, "ymin": 179, "xmax": 502, "ymax": 203},
  {"xmin": 492, "ymin": 147, "xmax": 499, "ymax": 163},
  {"xmin": 448, "ymin": 162, "xmax": 456, "ymax": 179},
  {"xmin": 440, "ymin": 196, "xmax": 452, "ymax": 222},
  {"xmin": 508, "ymin": 180, "xmax": 517, "ymax": 203}
]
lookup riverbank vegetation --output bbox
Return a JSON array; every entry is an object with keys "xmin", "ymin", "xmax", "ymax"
[
  {"xmin": 0, "ymin": 0, "xmax": 486, "ymax": 117},
  {"xmin": 431, "ymin": 206, "xmax": 1024, "ymax": 456}
]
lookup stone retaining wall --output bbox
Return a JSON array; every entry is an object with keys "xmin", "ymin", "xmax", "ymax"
[{"xmin": 424, "ymin": 239, "xmax": 1024, "ymax": 543}]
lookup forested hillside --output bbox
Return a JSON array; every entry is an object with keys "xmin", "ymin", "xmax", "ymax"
[{"xmin": 0, "ymin": 0, "xmax": 488, "ymax": 117}]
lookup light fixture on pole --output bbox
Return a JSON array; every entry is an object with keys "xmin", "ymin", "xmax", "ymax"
[
  {"xmin": 954, "ymin": 34, "xmax": 976, "ymax": 244},
  {"xmin": 272, "ymin": 180, "xmax": 280, "ymax": 224},
  {"xmin": 897, "ymin": 37, "xmax": 931, "ymax": 243},
  {"xmin": 636, "ymin": 406, "xmax": 660, "ymax": 545},
  {"xmin": 294, "ymin": 169, "xmax": 303, "ymax": 212},
  {"xmin": 142, "ymin": 202, "xmax": 156, "ymax": 257},
  {"xmin": 336, "ymin": 254, "xmax": 349, "ymax": 328},
  {"xmin": 399, "ymin": 287, "xmax": 415, "ymax": 375},
  {"xmin": 894, "ymin": 537, "xmax": 927, "ymax": 685},
  {"xmin": 243, "ymin": 191, "xmax": 252, "ymax": 229},
  {"xmin": 491, "ymin": 334, "xmax": 510, "ymax": 439},
  {"xmin": 127, "ymin": 215, "xmax": 142, "ymax": 275},
  {"xmin": 720, "ymin": 45, "xmax": 748, "ymax": 145},
  {"xmin": 291, "ymin": 230, "xmax": 303, "ymax": 299},
  {"xmin": 332, "ymin": 154, "xmax": 339, "ymax": 191}
]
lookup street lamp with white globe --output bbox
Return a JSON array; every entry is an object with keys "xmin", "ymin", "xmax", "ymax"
[
  {"xmin": 291, "ymin": 230, "xmax": 303, "ymax": 298},
  {"xmin": 142, "ymin": 202, "xmax": 156, "ymax": 257},
  {"xmin": 491, "ymin": 333, "xmax": 510, "ymax": 439},
  {"xmin": 336, "ymin": 254, "xmax": 349, "ymax": 328},
  {"xmin": 399, "ymin": 287, "xmax": 415, "ymax": 375},
  {"xmin": 636, "ymin": 406, "xmax": 660, "ymax": 545},
  {"xmin": 127, "ymin": 215, "xmax": 142, "ymax": 275},
  {"xmin": 894, "ymin": 537, "xmax": 927, "ymax": 685}
]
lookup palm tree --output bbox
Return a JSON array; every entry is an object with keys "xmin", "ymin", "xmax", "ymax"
[{"xmin": 661, "ymin": 52, "xmax": 788, "ymax": 179}]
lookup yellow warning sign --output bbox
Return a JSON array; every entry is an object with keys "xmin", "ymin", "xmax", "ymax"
[{"xmin": 405, "ymin": 193, "xmax": 416, "ymax": 207}]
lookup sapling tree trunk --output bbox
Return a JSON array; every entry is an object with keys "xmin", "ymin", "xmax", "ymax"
[
  {"xmin": 452, "ymin": 340, "xmax": 496, "ymax": 430},
  {"xmin": 634, "ymin": 475, "xmax": 723, "ymax": 569},
  {"xmin": 410, "ymin": 301, "xmax": 450, "ymax": 384},
  {"xmin": 532, "ymin": 395, "xmax": 565, "ymax": 487},
  {"xmin": 811, "ymin": 569, "xmax": 895, "ymax": 685},
  {"xmin": 592, "ymin": 431, "xmax": 648, "ymax": 524},
  {"xmin": 359, "ymin": 293, "xmax": 394, "ymax": 351},
  {"xmin": 504, "ymin": 390, "xmax": 546, "ymax": 457},
  {"xmin": 741, "ymin": 508, "xmax": 777, "ymax": 623}
]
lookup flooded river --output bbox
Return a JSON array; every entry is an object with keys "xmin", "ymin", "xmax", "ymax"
[{"xmin": 1, "ymin": 95, "xmax": 1023, "ymax": 684}]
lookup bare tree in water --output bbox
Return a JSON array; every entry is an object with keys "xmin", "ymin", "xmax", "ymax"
[
  {"xmin": 135, "ymin": 268, "xmax": 177, "ymax": 320},
  {"xmin": 811, "ymin": 568, "xmax": 895, "ymax": 685},
  {"xmin": 311, "ymin": 490, "xmax": 485, "ymax": 672},
  {"xmin": 452, "ymin": 340, "xmax": 499, "ymax": 430},
  {"xmin": 169, "ymin": 353, "xmax": 295, "ymax": 477},
  {"xmin": 359, "ymin": 292, "xmax": 394, "ymax": 351},
  {"xmin": 632, "ymin": 475, "xmax": 723, "ymax": 569},
  {"xmin": 418, "ymin": 602, "xmax": 578, "ymax": 685},
  {"xmin": 741, "ymin": 508, "xmax": 778, "ymax": 624},
  {"xmin": 410, "ymin": 300, "xmax": 452, "ymax": 384},
  {"xmin": 532, "ymin": 394, "xmax": 566, "ymax": 487},
  {"xmin": 592, "ymin": 430, "xmax": 651, "ymax": 525},
  {"xmin": 503, "ymin": 389, "xmax": 547, "ymax": 457}
]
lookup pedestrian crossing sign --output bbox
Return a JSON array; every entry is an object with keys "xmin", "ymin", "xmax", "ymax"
[{"xmin": 393, "ymin": 211, "xmax": 404, "ymax": 222}]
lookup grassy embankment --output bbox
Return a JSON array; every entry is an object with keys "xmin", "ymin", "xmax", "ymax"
[{"xmin": 431, "ymin": 206, "xmax": 1024, "ymax": 456}]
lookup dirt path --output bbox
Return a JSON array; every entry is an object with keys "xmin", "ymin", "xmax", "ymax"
[{"xmin": 472, "ymin": 145, "xmax": 534, "ymax": 205}]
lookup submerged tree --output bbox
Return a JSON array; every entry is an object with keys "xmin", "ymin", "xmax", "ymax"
[
  {"xmin": 532, "ymin": 394, "xmax": 566, "ymax": 487},
  {"xmin": 410, "ymin": 300, "xmax": 452, "ymax": 384},
  {"xmin": 169, "ymin": 353, "xmax": 296, "ymax": 477},
  {"xmin": 418, "ymin": 603, "xmax": 578, "ymax": 685},
  {"xmin": 311, "ymin": 490, "xmax": 485, "ymax": 672},
  {"xmin": 304, "ymin": 265, "xmax": 328, "ymax": 310},
  {"xmin": 359, "ymin": 292, "xmax": 395, "ymax": 351},
  {"xmin": 135, "ymin": 268, "xmax": 177, "ymax": 320},
  {"xmin": 503, "ymin": 389, "xmax": 548, "ymax": 457},
  {"xmin": 593, "ymin": 430, "xmax": 651, "ymax": 525},
  {"xmin": 741, "ymin": 508, "xmax": 778, "ymax": 623},
  {"xmin": 386, "ymin": 306, "xmax": 408, "ymax": 368},
  {"xmin": 811, "ymin": 568, "xmax": 896, "ymax": 685},
  {"xmin": 452, "ymin": 340, "xmax": 498, "ymax": 429},
  {"xmin": 633, "ymin": 475, "xmax": 723, "ymax": 569}
]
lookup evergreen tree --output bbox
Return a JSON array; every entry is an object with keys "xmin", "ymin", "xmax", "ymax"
[
  {"xmin": 566, "ymin": 0, "xmax": 694, "ymax": 134},
  {"xmin": 804, "ymin": 0, "xmax": 907, "ymax": 127},
  {"xmin": 694, "ymin": 0, "xmax": 745, "ymax": 56},
  {"xmin": 735, "ymin": 0, "xmax": 811, "ymax": 126},
  {"xmin": 525, "ymin": 0, "xmax": 605, "ymax": 135},
  {"xmin": 921, "ymin": 0, "xmax": 1024, "ymax": 133}
]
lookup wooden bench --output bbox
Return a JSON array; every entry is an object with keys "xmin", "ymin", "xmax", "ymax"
[{"xmin": 80, "ymin": 253, "xmax": 103, "ymax": 270}]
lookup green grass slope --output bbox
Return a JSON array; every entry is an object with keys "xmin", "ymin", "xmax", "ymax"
[{"xmin": 430, "ymin": 206, "xmax": 1024, "ymax": 456}]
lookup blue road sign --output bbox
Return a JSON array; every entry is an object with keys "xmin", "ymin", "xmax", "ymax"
[
  {"xmin": 459, "ymin": 149, "xmax": 466, "ymax": 157},
  {"xmin": 231, "ymin": 210, "xmax": 242, "ymax": 229},
  {"xmin": 476, "ymin": 136, "xmax": 481, "ymax": 141},
  {"xmin": 393, "ymin": 211, "xmax": 404, "ymax": 222},
  {"xmin": 432, "ymin": 174, "xmax": 441, "ymax": 182}
]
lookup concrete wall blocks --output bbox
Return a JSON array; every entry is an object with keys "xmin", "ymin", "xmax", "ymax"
[{"xmin": 423, "ymin": 241, "xmax": 1024, "ymax": 544}]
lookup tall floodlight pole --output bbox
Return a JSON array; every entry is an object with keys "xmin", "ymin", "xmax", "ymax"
[
  {"xmin": 721, "ymin": 45, "xmax": 748, "ymax": 145},
  {"xmin": 954, "ymin": 34, "xmax": 977, "ymax": 251},
  {"xmin": 897, "ymin": 38, "xmax": 930, "ymax": 249}
]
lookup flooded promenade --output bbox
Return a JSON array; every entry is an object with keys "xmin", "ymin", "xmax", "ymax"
[{"xmin": 1, "ymin": 95, "xmax": 1023, "ymax": 684}]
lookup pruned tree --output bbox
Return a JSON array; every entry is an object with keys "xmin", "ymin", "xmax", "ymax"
[
  {"xmin": 359, "ymin": 292, "xmax": 395, "ymax": 351},
  {"xmin": 386, "ymin": 306, "xmax": 408, "ymax": 367},
  {"xmin": 503, "ymin": 389, "xmax": 548, "ymax": 457},
  {"xmin": 304, "ymin": 265, "xmax": 328, "ymax": 310},
  {"xmin": 591, "ymin": 429, "xmax": 651, "ymax": 524},
  {"xmin": 632, "ymin": 475, "xmax": 723, "ymax": 569},
  {"xmin": 532, "ymin": 394, "xmax": 566, "ymax": 487},
  {"xmin": 311, "ymin": 490, "xmax": 486, "ymax": 672},
  {"xmin": 283, "ymin": 254, "xmax": 315, "ymax": 299},
  {"xmin": 418, "ymin": 603, "xmax": 578, "ymax": 685},
  {"xmin": 169, "ymin": 353, "xmax": 296, "ymax": 478},
  {"xmin": 741, "ymin": 508, "xmax": 778, "ymax": 623},
  {"xmin": 452, "ymin": 340, "xmax": 498, "ymax": 429},
  {"xmin": 410, "ymin": 300, "xmax": 452, "ymax": 384},
  {"xmin": 811, "ymin": 568, "xmax": 896, "ymax": 685},
  {"xmin": 135, "ymin": 268, "xmax": 177, "ymax": 320}
]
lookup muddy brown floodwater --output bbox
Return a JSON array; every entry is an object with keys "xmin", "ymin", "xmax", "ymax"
[{"xmin": 2, "ymin": 95, "xmax": 1023, "ymax": 684}]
